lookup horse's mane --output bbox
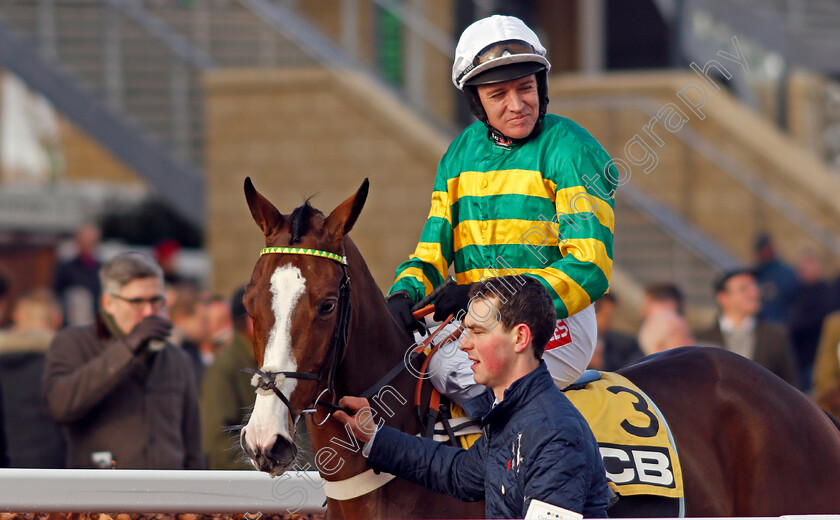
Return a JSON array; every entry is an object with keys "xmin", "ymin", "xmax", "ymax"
[{"xmin": 288, "ymin": 198, "xmax": 322, "ymax": 245}]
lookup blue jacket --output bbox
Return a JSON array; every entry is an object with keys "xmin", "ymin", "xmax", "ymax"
[{"xmin": 367, "ymin": 362, "xmax": 612, "ymax": 518}]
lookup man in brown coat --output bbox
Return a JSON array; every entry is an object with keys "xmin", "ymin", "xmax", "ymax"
[
  {"xmin": 696, "ymin": 268, "xmax": 799, "ymax": 387},
  {"xmin": 43, "ymin": 252, "xmax": 204, "ymax": 469}
]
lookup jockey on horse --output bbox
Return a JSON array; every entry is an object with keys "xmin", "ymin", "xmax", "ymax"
[{"xmin": 385, "ymin": 14, "xmax": 617, "ymax": 403}]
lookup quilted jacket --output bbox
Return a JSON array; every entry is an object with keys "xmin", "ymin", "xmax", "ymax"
[{"xmin": 367, "ymin": 362, "xmax": 612, "ymax": 518}]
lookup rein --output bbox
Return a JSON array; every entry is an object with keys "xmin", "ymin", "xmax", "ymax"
[
  {"xmin": 247, "ymin": 246, "xmax": 480, "ymax": 500},
  {"xmin": 246, "ymin": 246, "xmax": 353, "ymax": 426},
  {"xmin": 247, "ymin": 247, "xmax": 470, "ymax": 440}
]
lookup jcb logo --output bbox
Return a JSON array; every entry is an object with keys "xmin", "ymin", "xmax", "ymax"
[{"xmin": 599, "ymin": 443, "xmax": 675, "ymax": 488}]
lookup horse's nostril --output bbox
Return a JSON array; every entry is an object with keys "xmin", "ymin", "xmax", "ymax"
[
  {"xmin": 239, "ymin": 429, "xmax": 256, "ymax": 459},
  {"xmin": 267, "ymin": 434, "xmax": 297, "ymax": 465}
]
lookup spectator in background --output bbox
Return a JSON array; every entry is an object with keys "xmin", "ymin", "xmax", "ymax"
[
  {"xmin": 200, "ymin": 285, "xmax": 256, "ymax": 470},
  {"xmin": 638, "ymin": 310, "xmax": 694, "ymax": 356},
  {"xmin": 637, "ymin": 282, "xmax": 690, "ymax": 355},
  {"xmin": 696, "ymin": 268, "xmax": 799, "ymax": 387},
  {"xmin": 753, "ymin": 233, "xmax": 798, "ymax": 326},
  {"xmin": 0, "ymin": 267, "xmax": 10, "ymax": 327},
  {"xmin": 154, "ymin": 239, "xmax": 184, "ymax": 287},
  {"xmin": 167, "ymin": 282, "xmax": 207, "ymax": 386},
  {"xmin": 52, "ymin": 223, "xmax": 102, "ymax": 327},
  {"xmin": 789, "ymin": 251, "xmax": 835, "ymax": 392},
  {"xmin": 202, "ymin": 294, "xmax": 233, "ymax": 365},
  {"xmin": 589, "ymin": 293, "xmax": 643, "ymax": 371},
  {"xmin": 640, "ymin": 282, "xmax": 684, "ymax": 319},
  {"xmin": 43, "ymin": 252, "xmax": 204, "ymax": 469},
  {"xmin": 812, "ymin": 310, "xmax": 840, "ymax": 420},
  {"xmin": 0, "ymin": 384, "xmax": 5, "ymax": 467},
  {"xmin": 0, "ymin": 265, "xmax": 8, "ymax": 463},
  {"xmin": 0, "ymin": 288, "xmax": 66, "ymax": 467}
]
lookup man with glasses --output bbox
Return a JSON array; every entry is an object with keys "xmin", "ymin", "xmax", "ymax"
[
  {"xmin": 43, "ymin": 252, "xmax": 204, "ymax": 469},
  {"xmin": 386, "ymin": 15, "xmax": 617, "ymax": 402}
]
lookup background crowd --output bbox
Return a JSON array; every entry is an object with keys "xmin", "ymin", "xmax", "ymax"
[
  {"xmin": 586, "ymin": 232, "xmax": 840, "ymax": 417},
  {"xmin": 0, "ymin": 222, "xmax": 839, "ymax": 471}
]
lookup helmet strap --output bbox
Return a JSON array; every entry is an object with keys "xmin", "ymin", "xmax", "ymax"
[{"xmin": 464, "ymin": 71, "xmax": 548, "ymax": 146}]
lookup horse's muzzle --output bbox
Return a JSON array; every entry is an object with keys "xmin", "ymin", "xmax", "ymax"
[{"xmin": 241, "ymin": 430, "xmax": 298, "ymax": 476}]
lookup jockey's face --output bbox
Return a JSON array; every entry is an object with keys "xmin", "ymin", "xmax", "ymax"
[
  {"xmin": 461, "ymin": 297, "xmax": 532, "ymax": 400},
  {"xmin": 477, "ymin": 74, "xmax": 539, "ymax": 140},
  {"xmin": 103, "ymin": 276, "xmax": 166, "ymax": 335}
]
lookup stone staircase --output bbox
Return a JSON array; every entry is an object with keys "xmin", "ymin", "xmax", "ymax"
[
  {"xmin": 614, "ymin": 196, "xmax": 719, "ymax": 310},
  {"xmin": 3, "ymin": 0, "xmax": 816, "ymax": 327},
  {"xmin": 0, "ymin": 0, "xmax": 313, "ymax": 169}
]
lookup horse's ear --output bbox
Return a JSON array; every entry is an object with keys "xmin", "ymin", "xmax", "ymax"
[
  {"xmin": 324, "ymin": 178, "xmax": 369, "ymax": 240},
  {"xmin": 244, "ymin": 177, "xmax": 283, "ymax": 237}
]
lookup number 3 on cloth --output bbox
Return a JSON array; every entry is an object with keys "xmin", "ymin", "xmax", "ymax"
[{"xmin": 607, "ymin": 385, "xmax": 660, "ymax": 438}]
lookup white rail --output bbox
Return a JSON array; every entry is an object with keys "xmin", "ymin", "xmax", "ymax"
[
  {"xmin": 0, "ymin": 469, "xmax": 838, "ymax": 519},
  {"xmin": 0, "ymin": 469, "xmax": 326, "ymax": 514}
]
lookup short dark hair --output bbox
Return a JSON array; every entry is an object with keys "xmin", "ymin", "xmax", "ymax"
[
  {"xmin": 468, "ymin": 275, "xmax": 556, "ymax": 360},
  {"xmin": 644, "ymin": 282, "xmax": 685, "ymax": 315},
  {"xmin": 754, "ymin": 232, "xmax": 772, "ymax": 252},
  {"xmin": 0, "ymin": 267, "xmax": 9, "ymax": 299},
  {"xmin": 594, "ymin": 292, "xmax": 616, "ymax": 312},
  {"xmin": 99, "ymin": 252, "xmax": 164, "ymax": 295},
  {"xmin": 713, "ymin": 268, "xmax": 756, "ymax": 295},
  {"xmin": 230, "ymin": 284, "xmax": 249, "ymax": 330},
  {"xmin": 168, "ymin": 282, "xmax": 205, "ymax": 319}
]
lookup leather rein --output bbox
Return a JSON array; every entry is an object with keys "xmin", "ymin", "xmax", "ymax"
[{"xmin": 245, "ymin": 247, "xmax": 458, "ymax": 429}]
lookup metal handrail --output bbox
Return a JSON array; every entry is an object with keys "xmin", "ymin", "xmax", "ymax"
[
  {"xmin": 237, "ymin": 0, "xmax": 356, "ymax": 70},
  {"xmin": 0, "ymin": 18, "xmax": 204, "ymax": 228},
  {"xmin": 235, "ymin": 0, "xmax": 456, "ymax": 135},
  {"xmin": 618, "ymin": 183, "xmax": 742, "ymax": 272},
  {"xmin": 553, "ymin": 94, "xmax": 840, "ymax": 262},
  {"xmin": 370, "ymin": 0, "xmax": 455, "ymax": 56},
  {"xmin": 104, "ymin": 0, "xmax": 216, "ymax": 70}
]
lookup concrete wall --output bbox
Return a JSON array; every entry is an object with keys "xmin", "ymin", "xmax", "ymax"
[
  {"xmin": 296, "ymin": 0, "xmax": 455, "ymax": 126},
  {"xmin": 204, "ymin": 68, "xmax": 446, "ymax": 296}
]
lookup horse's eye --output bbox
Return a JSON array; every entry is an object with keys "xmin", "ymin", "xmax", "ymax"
[{"xmin": 318, "ymin": 300, "xmax": 337, "ymax": 316}]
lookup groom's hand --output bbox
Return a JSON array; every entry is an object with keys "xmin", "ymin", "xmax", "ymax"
[{"xmin": 333, "ymin": 396, "xmax": 378, "ymax": 443}]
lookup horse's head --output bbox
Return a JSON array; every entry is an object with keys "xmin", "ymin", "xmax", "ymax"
[{"xmin": 239, "ymin": 177, "xmax": 368, "ymax": 476}]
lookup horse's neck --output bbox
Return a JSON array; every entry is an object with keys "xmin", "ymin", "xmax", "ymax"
[
  {"xmin": 306, "ymin": 237, "xmax": 418, "ymax": 479},
  {"xmin": 342, "ymin": 237, "xmax": 417, "ymax": 429}
]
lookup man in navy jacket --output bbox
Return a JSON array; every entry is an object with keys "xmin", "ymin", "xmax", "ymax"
[{"xmin": 335, "ymin": 276, "xmax": 612, "ymax": 519}]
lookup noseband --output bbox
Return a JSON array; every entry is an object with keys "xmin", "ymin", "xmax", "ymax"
[{"xmin": 244, "ymin": 246, "xmax": 352, "ymax": 427}]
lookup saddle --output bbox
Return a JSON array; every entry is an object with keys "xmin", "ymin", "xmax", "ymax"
[{"xmin": 561, "ymin": 371, "xmax": 684, "ymax": 500}]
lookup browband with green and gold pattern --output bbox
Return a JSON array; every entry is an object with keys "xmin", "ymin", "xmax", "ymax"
[{"xmin": 260, "ymin": 246, "xmax": 347, "ymax": 265}]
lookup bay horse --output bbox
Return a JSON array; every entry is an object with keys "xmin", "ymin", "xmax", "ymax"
[{"xmin": 239, "ymin": 178, "xmax": 840, "ymax": 518}]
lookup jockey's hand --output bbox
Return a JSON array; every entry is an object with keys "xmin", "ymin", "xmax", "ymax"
[
  {"xmin": 386, "ymin": 292, "xmax": 427, "ymax": 337},
  {"xmin": 333, "ymin": 396, "xmax": 378, "ymax": 444},
  {"xmin": 433, "ymin": 283, "xmax": 473, "ymax": 322}
]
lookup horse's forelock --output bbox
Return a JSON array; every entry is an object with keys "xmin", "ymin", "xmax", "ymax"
[{"xmin": 288, "ymin": 199, "xmax": 324, "ymax": 245}]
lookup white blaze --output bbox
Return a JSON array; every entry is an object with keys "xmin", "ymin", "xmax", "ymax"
[{"xmin": 243, "ymin": 264, "xmax": 306, "ymax": 455}]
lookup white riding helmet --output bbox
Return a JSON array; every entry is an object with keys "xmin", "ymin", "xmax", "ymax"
[{"xmin": 452, "ymin": 15, "xmax": 551, "ymax": 91}]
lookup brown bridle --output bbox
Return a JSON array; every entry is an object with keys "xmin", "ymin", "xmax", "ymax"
[{"xmin": 244, "ymin": 246, "xmax": 353, "ymax": 427}]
